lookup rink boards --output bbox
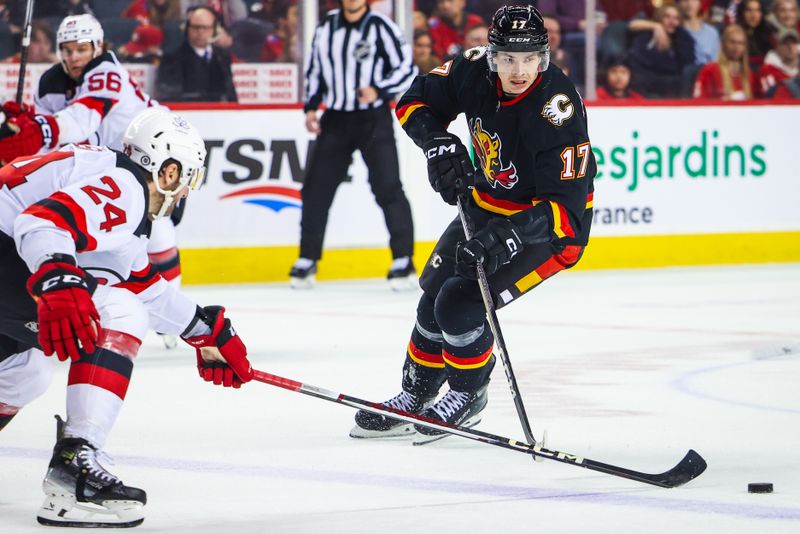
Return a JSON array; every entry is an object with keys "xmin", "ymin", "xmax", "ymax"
[{"xmin": 166, "ymin": 102, "xmax": 800, "ymax": 284}]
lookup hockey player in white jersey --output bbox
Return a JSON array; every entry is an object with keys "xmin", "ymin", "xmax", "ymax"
[
  {"xmin": 0, "ymin": 109, "xmax": 253, "ymax": 528},
  {"xmin": 0, "ymin": 14, "xmax": 188, "ymax": 346}
]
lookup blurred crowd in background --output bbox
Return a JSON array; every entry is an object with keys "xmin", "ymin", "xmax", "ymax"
[{"xmin": 0, "ymin": 0, "xmax": 797, "ymax": 100}]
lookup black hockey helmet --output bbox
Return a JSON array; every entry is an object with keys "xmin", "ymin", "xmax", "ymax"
[{"xmin": 487, "ymin": 5, "xmax": 550, "ymax": 71}]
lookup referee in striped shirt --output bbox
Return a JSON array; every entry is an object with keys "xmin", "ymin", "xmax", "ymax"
[{"xmin": 290, "ymin": 0, "xmax": 418, "ymax": 290}]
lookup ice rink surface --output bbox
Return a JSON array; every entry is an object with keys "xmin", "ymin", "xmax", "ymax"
[{"xmin": 2, "ymin": 263, "xmax": 799, "ymax": 533}]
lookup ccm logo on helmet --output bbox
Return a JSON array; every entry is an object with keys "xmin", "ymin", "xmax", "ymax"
[
  {"xmin": 508, "ymin": 37, "xmax": 531, "ymax": 43},
  {"xmin": 426, "ymin": 144, "xmax": 456, "ymax": 159}
]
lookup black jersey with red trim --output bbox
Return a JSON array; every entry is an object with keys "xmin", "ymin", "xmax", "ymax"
[{"xmin": 396, "ymin": 48, "xmax": 596, "ymax": 246}]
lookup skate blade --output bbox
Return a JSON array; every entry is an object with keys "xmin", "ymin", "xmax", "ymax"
[
  {"xmin": 290, "ymin": 275, "xmax": 316, "ymax": 289},
  {"xmin": 349, "ymin": 423, "xmax": 416, "ymax": 439},
  {"xmin": 388, "ymin": 274, "xmax": 418, "ymax": 292},
  {"xmin": 412, "ymin": 415, "xmax": 482, "ymax": 446},
  {"xmin": 37, "ymin": 493, "xmax": 144, "ymax": 528}
]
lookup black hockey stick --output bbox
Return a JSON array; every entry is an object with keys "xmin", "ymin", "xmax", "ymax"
[
  {"xmin": 456, "ymin": 194, "xmax": 538, "ymax": 446},
  {"xmin": 252, "ymin": 369, "xmax": 706, "ymax": 488},
  {"xmin": 15, "ymin": 0, "xmax": 36, "ymax": 104}
]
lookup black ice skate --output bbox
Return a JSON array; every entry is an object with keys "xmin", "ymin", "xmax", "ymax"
[
  {"xmin": 412, "ymin": 383, "xmax": 489, "ymax": 445},
  {"xmin": 37, "ymin": 431, "xmax": 147, "ymax": 528},
  {"xmin": 349, "ymin": 390, "xmax": 435, "ymax": 438},
  {"xmin": 289, "ymin": 258, "xmax": 317, "ymax": 289},
  {"xmin": 387, "ymin": 257, "xmax": 417, "ymax": 291}
]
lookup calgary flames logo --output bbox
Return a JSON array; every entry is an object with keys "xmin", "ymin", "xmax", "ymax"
[{"xmin": 469, "ymin": 118, "xmax": 518, "ymax": 189}]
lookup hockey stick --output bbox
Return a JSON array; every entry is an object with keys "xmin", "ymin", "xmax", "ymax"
[
  {"xmin": 456, "ymin": 194, "xmax": 538, "ymax": 446},
  {"xmin": 252, "ymin": 369, "xmax": 707, "ymax": 488},
  {"xmin": 15, "ymin": 0, "xmax": 36, "ymax": 104}
]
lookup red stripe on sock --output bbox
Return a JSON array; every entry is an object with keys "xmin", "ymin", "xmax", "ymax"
[{"xmin": 68, "ymin": 363, "xmax": 130, "ymax": 400}]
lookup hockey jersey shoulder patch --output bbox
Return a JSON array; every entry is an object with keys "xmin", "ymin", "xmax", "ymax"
[{"xmin": 541, "ymin": 93, "xmax": 575, "ymax": 127}]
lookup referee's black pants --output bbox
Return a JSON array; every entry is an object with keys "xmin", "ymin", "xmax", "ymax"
[{"xmin": 299, "ymin": 105, "xmax": 414, "ymax": 261}]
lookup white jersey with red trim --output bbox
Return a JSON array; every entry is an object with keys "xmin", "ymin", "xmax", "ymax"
[
  {"xmin": 35, "ymin": 52, "xmax": 165, "ymax": 150},
  {"xmin": 0, "ymin": 145, "xmax": 195, "ymax": 335}
]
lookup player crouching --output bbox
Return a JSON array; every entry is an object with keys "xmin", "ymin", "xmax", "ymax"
[{"xmin": 0, "ymin": 109, "xmax": 254, "ymax": 528}]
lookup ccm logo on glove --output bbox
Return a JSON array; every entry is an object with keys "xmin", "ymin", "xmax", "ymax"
[
  {"xmin": 34, "ymin": 115, "xmax": 55, "ymax": 148},
  {"xmin": 426, "ymin": 143, "xmax": 457, "ymax": 159},
  {"xmin": 41, "ymin": 273, "xmax": 89, "ymax": 292}
]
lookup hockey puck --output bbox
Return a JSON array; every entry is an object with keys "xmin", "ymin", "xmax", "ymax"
[{"xmin": 747, "ymin": 483, "xmax": 773, "ymax": 494}]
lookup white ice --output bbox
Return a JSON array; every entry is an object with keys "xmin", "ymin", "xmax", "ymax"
[{"xmin": 2, "ymin": 264, "xmax": 799, "ymax": 533}]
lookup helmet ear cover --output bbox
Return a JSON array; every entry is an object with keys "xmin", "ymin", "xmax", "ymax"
[{"xmin": 123, "ymin": 109, "xmax": 207, "ymax": 219}]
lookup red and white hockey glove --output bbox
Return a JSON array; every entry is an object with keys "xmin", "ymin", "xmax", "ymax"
[
  {"xmin": 1, "ymin": 101, "xmax": 36, "ymax": 122},
  {"xmin": 183, "ymin": 306, "xmax": 253, "ymax": 388},
  {"xmin": 0, "ymin": 112, "xmax": 59, "ymax": 164},
  {"xmin": 27, "ymin": 260, "xmax": 100, "ymax": 362}
]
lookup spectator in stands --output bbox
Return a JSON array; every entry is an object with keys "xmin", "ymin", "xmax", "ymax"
[
  {"xmin": 278, "ymin": 29, "xmax": 299, "ymax": 63},
  {"xmin": 124, "ymin": 0, "xmax": 183, "ymax": 27},
  {"xmin": 538, "ymin": 0, "xmax": 606, "ymax": 34},
  {"xmin": 596, "ymin": 55, "xmax": 645, "ymax": 100},
  {"xmin": 767, "ymin": 0, "xmax": 800, "ymax": 37},
  {"xmin": 736, "ymin": 0, "xmax": 773, "ymax": 69},
  {"xmin": 2, "ymin": 1, "xmax": 89, "ymax": 34},
  {"xmin": 416, "ymin": 0, "xmax": 436, "ymax": 17},
  {"xmin": 709, "ymin": 0, "xmax": 744, "ymax": 28},
  {"xmin": 694, "ymin": 24, "xmax": 755, "ymax": 99},
  {"xmin": 772, "ymin": 73, "xmax": 800, "ymax": 96},
  {"xmin": 543, "ymin": 15, "xmax": 572, "ymax": 76},
  {"xmin": 183, "ymin": 0, "xmax": 247, "ymax": 50},
  {"xmin": 248, "ymin": 0, "xmax": 278, "ymax": 21},
  {"xmin": 2, "ymin": 20, "xmax": 57, "ymax": 64},
  {"xmin": 413, "ymin": 29, "xmax": 441, "ymax": 73},
  {"xmin": 156, "ymin": 5, "xmax": 237, "ymax": 101},
  {"xmin": 601, "ymin": 0, "xmax": 655, "ymax": 22},
  {"xmin": 260, "ymin": 1, "xmax": 297, "ymax": 62},
  {"xmin": 679, "ymin": 0, "xmax": 720, "ymax": 65},
  {"xmin": 181, "ymin": 0, "xmax": 246, "ymax": 27},
  {"xmin": 756, "ymin": 27, "xmax": 800, "ymax": 96},
  {"xmin": 469, "ymin": 0, "xmax": 511, "ymax": 24},
  {"xmin": 628, "ymin": 5, "xmax": 696, "ymax": 97},
  {"xmin": 117, "ymin": 23, "xmax": 164, "ymax": 64},
  {"xmin": 413, "ymin": 10, "xmax": 428, "ymax": 31},
  {"xmin": 598, "ymin": 1, "xmax": 654, "ymax": 63},
  {"xmin": 539, "ymin": 0, "xmax": 606, "ymax": 85},
  {"xmin": 427, "ymin": 0, "xmax": 485, "ymax": 60},
  {"xmin": 123, "ymin": 0, "xmax": 149, "ymax": 21},
  {"xmin": 463, "ymin": 20, "xmax": 488, "ymax": 49}
]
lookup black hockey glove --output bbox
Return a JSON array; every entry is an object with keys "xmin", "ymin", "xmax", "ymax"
[
  {"xmin": 422, "ymin": 133, "xmax": 474, "ymax": 205},
  {"xmin": 456, "ymin": 218, "xmax": 523, "ymax": 279}
]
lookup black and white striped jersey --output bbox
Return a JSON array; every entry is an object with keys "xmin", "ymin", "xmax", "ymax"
[{"xmin": 304, "ymin": 8, "xmax": 417, "ymax": 112}]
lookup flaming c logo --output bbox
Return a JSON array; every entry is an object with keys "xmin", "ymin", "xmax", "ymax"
[{"xmin": 469, "ymin": 118, "xmax": 518, "ymax": 189}]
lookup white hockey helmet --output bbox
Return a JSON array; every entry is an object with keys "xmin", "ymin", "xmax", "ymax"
[
  {"xmin": 57, "ymin": 14, "xmax": 104, "ymax": 58},
  {"xmin": 123, "ymin": 108, "xmax": 207, "ymax": 219}
]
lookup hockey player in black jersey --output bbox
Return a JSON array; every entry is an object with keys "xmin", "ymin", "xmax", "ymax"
[{"xmin": 350, "ymin": 5, "xmax": 596, "ymax": 443}]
